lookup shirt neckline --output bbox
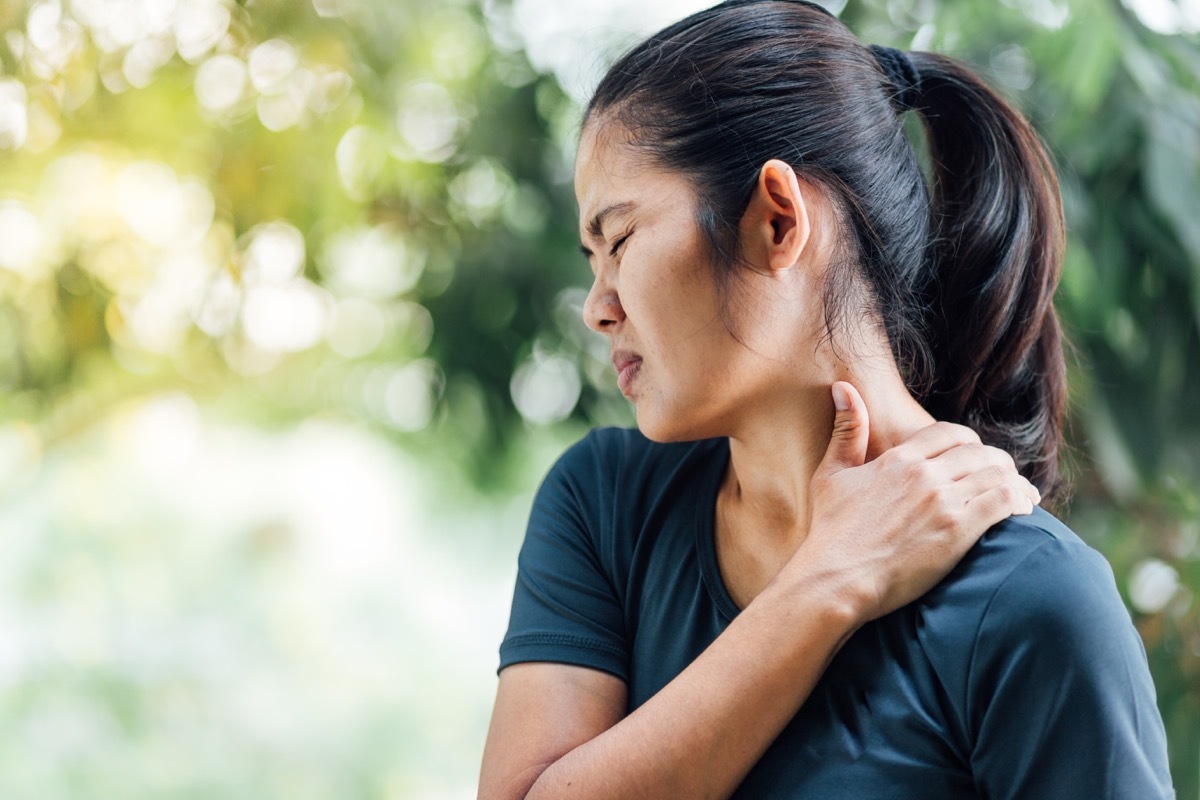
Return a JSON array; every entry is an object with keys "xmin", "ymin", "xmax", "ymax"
[{"xmin": 693, "ymin": 436, "xmax": 742, "ymax": 622}]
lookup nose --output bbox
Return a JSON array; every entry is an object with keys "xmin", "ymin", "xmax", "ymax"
[{"xmin": 582, "ymin": 273, "xmax": 625, "ymax": 333}]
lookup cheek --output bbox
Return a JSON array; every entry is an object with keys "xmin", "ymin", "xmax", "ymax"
[{"xmin": 623, "ymin": 228, "xmax": 723, "ymax": 348}]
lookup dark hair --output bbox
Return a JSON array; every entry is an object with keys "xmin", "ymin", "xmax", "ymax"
[{"xmin": 585, "ymin": 0, "xmax": 1068, "ymax": 503}]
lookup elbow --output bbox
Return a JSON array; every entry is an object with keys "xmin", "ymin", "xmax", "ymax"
[{"xmin": 479, "ymin": 758, "xmax": 559, "ymax": 800}]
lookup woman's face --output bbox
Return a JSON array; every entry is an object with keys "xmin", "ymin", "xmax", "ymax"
[{"xmin": 575, "ymin": 122, "xmax": 811, "ymax": 441}]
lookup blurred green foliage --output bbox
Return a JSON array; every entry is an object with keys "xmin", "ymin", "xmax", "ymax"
[{"xmin": 0, "ymin": 0, "xmax": 1197, "ymax": 796}]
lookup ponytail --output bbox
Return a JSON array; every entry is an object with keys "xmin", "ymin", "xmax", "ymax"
[{"xmin": 906, "ymin": 53, "xmax": 1067, "ymax": 501}]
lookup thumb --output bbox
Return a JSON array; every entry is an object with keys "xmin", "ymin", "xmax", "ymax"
[{"xmin": 818, "ymin": 381, "xmax": 870, "ymax": 473}]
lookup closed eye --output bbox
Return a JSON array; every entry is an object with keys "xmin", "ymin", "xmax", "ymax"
[{"xmin": 609, "ymin": 231, "xmax": 632, "ymax": 257}]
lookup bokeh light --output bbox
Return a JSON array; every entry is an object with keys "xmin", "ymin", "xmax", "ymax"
[
  {"xmin": 510, "ymin": 351, "xmax": 581, "ymax": 425},
  {"xmin": 0, "ymin": 79, "xmax": 29, "ymax": 149}
]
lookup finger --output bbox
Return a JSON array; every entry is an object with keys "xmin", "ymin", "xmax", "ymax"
[
  {"xmin": 929, "ymin": 442, "xmax": 1017, "ymax": 482},
  {"xmin": 816, "ymin": 381, "xmax": 870, "ymax": 473},
  {"xmin": 892, "ymin": 420, "xmax": 982, "ymax": 460},
  {"xmin": 962, "ymin": 484, "xmax": 1037, "ymax": 545},
  {"xmin": 950, "ymin": 470, "xmax": 1036, "ymax": 513}
]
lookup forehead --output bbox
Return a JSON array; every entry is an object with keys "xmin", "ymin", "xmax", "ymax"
[{"xmin": 574, "ymin": 120, "xmax": 691, "ymax": 231}]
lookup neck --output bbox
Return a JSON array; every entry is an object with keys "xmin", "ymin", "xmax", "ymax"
[{"xmin": 720, "ymin": 360, "xmax": 935, "ymax": 553}]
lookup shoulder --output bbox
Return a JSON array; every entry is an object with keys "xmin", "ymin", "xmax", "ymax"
[
  {"xmin": 914, "ymin": 505, "xmax": 1135, "ymax": 700},
  {"xmin": 528, "ymin": 427, "xmax": 725, "ymax": 562},
  {"xmin": 915, "ymin": 505, "xmax": 1147, "ymax": 726},
  {"xmin": 555, "ymin": 426, "xmax": 722, "ymax": 474},
  {"xmin": 979, "ymin": 508, "xmax": 1122, "ymax": 626},
  {"xmin": 919, "ymin": 514, "xmax": 1175, "ymax": 797},
  {"xmin": 544, "ymin": 426, "xmax": 725, "ymax": 504},
  {"xmin": 505, "ymin": 428, "xmax": 727, "ymax": 678},
  {"xmin": 959, "ymin": 508, "xmax": 1141, "ymax": 680},
  {"xmin": 921, "ymin": 505, "xmax": 1121, "ymax": 628}
]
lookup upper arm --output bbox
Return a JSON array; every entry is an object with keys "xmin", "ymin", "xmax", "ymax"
[
  {"xmin": 484, "ymin": 434, "xmax": 631, "ymax": 798},
  {"xmin": 967, "ymin": 539, "xmax": 1174, "ymax": 799},
  {"xmin": 479, "ymin": 663, "xmax": 626, "ymax": 800},
  {"xmin": 499, "ymin": 433, "xmax": 628, "ymax": 679}
]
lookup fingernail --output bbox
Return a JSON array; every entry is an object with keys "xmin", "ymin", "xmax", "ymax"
[{"xmin": 832, "ymin": 384, "xmax": 850, "ymax": 412}]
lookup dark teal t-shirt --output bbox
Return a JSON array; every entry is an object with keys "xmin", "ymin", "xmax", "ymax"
[{"xmin": 499, "ymin": 427, "xmax": 1175, "ymax": 799}]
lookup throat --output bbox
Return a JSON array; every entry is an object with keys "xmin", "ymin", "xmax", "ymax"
[{"xmin": 713, "ymin": 482, "xmax": 808, "ymax": 610}]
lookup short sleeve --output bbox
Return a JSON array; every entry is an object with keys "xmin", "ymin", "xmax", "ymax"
[
  {"xmin": 967, "ymin": 538, "xmax": 1175, "ymax": 799},
  {"xmin": 498, "ymin": 432, "xmax": 629, "ymax": 680}
]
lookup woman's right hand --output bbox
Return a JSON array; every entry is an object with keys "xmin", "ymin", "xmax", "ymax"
[{"xmin": 791, "ymin": 381, "xmax": 1041, "ymax": 626}]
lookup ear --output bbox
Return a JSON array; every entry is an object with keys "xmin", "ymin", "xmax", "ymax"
[{"xmin": 740, "ymin": 159, "xmax": 812, "ymax": 274}]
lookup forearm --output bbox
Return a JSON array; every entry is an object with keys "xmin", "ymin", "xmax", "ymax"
[{"xmin": 525, "ymin": 570, "xmax": 858, "ymax": 800}]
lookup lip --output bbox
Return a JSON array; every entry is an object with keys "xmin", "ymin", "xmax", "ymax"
[{"xmin": 611, "ymin": 350, "xmax": 643, "ymax": 396}]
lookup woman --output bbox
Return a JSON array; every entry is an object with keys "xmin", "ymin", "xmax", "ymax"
[{"xmin": 479, "ymin": 1, "xmax": 1174, "ymax": 798}]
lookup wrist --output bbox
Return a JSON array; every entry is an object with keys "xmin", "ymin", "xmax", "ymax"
[{"xmin": 760, "ymin": 556, "xmax": 865, "ymax": 641}]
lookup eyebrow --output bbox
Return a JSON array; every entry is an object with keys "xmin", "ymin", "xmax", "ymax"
[{"xmin": 579, "ymin": 201, "xmax": 636, "ymax": 257}]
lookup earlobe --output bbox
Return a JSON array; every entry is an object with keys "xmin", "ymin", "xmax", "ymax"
[{"xmin": 748, "ymin": 159, "xmax": 812, "ymax": 274}]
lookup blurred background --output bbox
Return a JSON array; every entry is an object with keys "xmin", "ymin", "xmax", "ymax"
[{"xmin": 0, "ymin": 0, "xmax": 1196, "ymax": 796}]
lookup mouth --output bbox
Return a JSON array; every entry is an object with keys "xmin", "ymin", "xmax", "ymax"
[{"xmin": 611, "ymin": 351, "xmax": 643, "ymax": 396}]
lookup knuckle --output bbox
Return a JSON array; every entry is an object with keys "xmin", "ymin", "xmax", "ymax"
[
  {"xmin": 933, "ymin": 421, "xmax": 959, "ymax": 438},
  {"xmin": 930, "ymin": 482, "xmax": 955, "ymax": 508},
  {"xmin": 905, "ymin": 458, "xmax": 929, "ymax": 483},
  {"xmin": 982, "ymin": 464, "xmax": 1010, "ymax": 487},
  {"xmin": 960, "ymin": 442, "xmax": 989, "ymax": 461},
  {"xmin": 933, "ymin": 507, "xmax": 959, "ymax": 533},
  {"xmin": 990, "ymin": 448, "xmax": 1016, "ymax": 471},
  {"xmin": 995, "ymin": 484, "xmax": 1020, "ymax": 507},
  {"xmin": 876, "ymin": 447, "xmax": 902, "ymax": 469},
  {"xmin": 940, "ymin": 421, "xmax": 980, "ymax": 444}
]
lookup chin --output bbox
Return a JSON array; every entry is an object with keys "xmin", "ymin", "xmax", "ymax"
[{"xmin": 634, "ymin": 403, "xmax": 717, "ymax": 443}]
